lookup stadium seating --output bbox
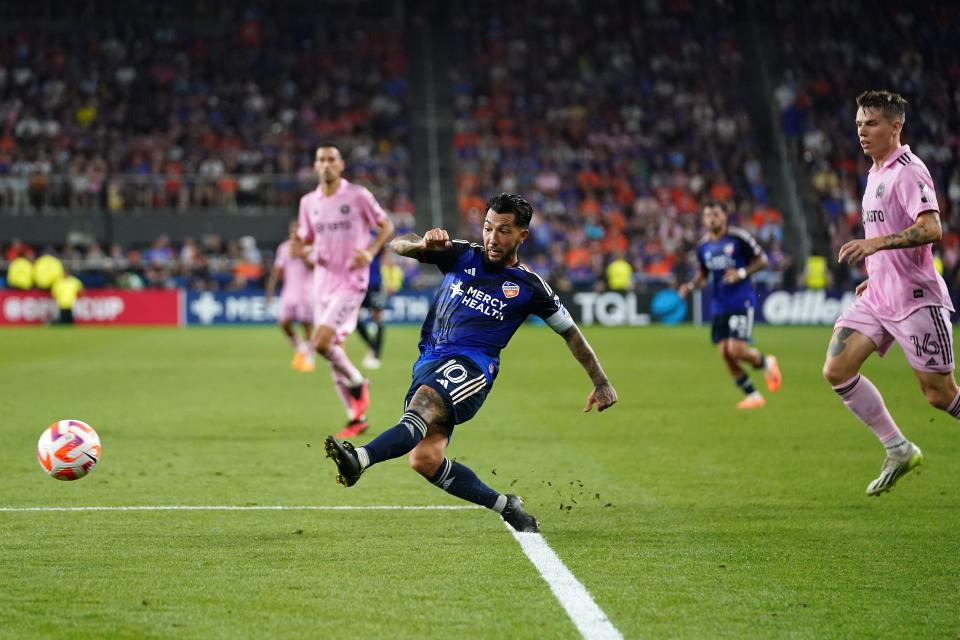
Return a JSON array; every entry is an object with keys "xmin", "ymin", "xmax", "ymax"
[
  {"xmin": 446, "ymin": 0, "xmax": 785, "ymax": 291},
  {"xmin": 0, "ymin": 1, "xmax": 410, "ymax": 217},
  {"xmin": 767, "ymin": 0, "xmax": 960, "ymax": 289}
]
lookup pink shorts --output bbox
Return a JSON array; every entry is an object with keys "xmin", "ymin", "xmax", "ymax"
[
  {"xmin": 278, "ymin": 298, "xmax": 312, "ymax": 324},
  {"xmin": 313, "ymin": 290, "xmax": 365, "ymax": 344},
  {"xmin": 835, "ymin": 299, "xmax": 954, "ymax": 372}
]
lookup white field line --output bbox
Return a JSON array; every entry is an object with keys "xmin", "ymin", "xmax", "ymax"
[
  {"xmin": 3, "ymin": 504, "xmax": 621, "ymax": 639},
  {"xmin": 506, "ymin": 524, "xmax": 623, "ymax": 640},
  {"xmin": 0, "ymin": 505, "xmax": 482, "ymax": 512}
]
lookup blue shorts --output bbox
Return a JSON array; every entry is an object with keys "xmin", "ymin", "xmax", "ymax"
[
  {"xmin": 711, "ymin": 305, "xmax": 755, "ymax": 344},
  {"xmin": 404, "ymin": 355, "xmax": 491, "ymax": 427},
  {"xmin": 361, "ymin": 287, "xmax": 386, "ymax": 311}
]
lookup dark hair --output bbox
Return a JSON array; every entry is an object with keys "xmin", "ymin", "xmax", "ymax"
[
  {"xmin": 485, "ymin": 192, "xmax": 533, "ymax": 227},
  {"xmin": 856, "ymin": 90, "xmax": 907, "ymax": 124},
  {"xmin": 701, "ymin": 199, "xmax": 726, "ymax": 212},
  {"xmin": 315, "ymin": 142, "xmax": 344, "ymax": 157}
]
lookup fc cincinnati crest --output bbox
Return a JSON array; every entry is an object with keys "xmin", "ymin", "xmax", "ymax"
[
  {"xmin": 502, "ymin": 282, "xmax": 520, "ymax": 298},
  {"xmin": 723, "ymin": 243, "xmax": 734, "ymax": 255},
  {"xmin": 340, "ymin": 204, "xmax": 350, "ymax": 214},
  {"xmin": 875, "ymin": 183, "xmax": 885, "ymax": 199}
]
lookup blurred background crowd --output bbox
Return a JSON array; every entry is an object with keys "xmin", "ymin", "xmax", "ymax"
[{"xmin": 2, "ymin": 0, "xmax": 959, "ymax": 301}]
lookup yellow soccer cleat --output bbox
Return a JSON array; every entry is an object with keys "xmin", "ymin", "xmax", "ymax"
[{"xmin": 866, "ymin": 444, "xmax": 923, "ymax": 496}]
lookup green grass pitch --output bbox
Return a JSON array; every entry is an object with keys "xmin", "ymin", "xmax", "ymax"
[{"xmin": 1, "ymin": 324, "xmax": 958, "ymax": 638}]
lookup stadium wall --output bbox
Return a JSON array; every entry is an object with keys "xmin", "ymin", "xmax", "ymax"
[{"xmin": 0, "ymin": 288, "xmax": 862, "ymax": 327}]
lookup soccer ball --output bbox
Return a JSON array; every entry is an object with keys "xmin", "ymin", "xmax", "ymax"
[{"xmin": 37, "ymin": 419, "xmax": 102, "ymax": 481}]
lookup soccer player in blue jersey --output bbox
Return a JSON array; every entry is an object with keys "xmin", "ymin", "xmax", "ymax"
[
  {"xmin": 324, "ymin": 193, "xmax": 618, "ymax": 532},
  {"xmin": 356, "ymin": 247, "xmax": 387, "ymax": 369},
  {"xmin": 679, "ymin": 202, "xmax": 782, "ymax": 409}
]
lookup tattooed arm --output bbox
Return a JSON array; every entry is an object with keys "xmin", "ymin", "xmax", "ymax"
[
  {"xmin": 390, "ymin": 229, "xmax": 453, "ymax": 258},
  {"xmin": 561, "ymin": 324, "xmax": 618, "ymax": 412},
  {"xmin": 838, "ymin": 211, "xmax": 941, "ymax": 264}
]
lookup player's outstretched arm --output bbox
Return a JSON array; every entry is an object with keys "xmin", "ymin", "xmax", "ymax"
[
  {"xmin": 390, "ymin": 228, "xmax": 453, "ymax": 258},
  {"xmin": 560, "ymin": 324, "xmax": 618, "ymax": 412},
  {"xmin": 839, "ymin": 211, "xmax": 942, "ymax": 264}
]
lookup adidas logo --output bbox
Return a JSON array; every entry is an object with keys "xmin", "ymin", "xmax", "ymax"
[
  {"xmin": 463, "ymin": 268, "xmax": 476, "ymax": 276},
  {"xmin": 926, "ymin": 357, "xmax": 938, "ymax": 366}
]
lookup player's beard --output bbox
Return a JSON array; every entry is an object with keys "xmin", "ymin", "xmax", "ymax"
[{"xmin": 483, "ymin": 245, "xmax": 517, "ymax": 268}]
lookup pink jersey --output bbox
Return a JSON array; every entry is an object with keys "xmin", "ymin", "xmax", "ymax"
[
  {"xmin": 273, "ymin": 240, "xmax": 312, "ymax": 304},
  {"xmin": 297, "ymin": 178, "xmax": 388, "ymax": 295},
  {"xmin": 860, "ymin": 144, "xmax": 953, "ymax": 320}
]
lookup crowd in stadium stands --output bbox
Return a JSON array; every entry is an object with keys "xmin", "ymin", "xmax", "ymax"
[
  {"xmin": 1, "ymin": 214, "xmax": 422, "ymax": 293},
  {"xmin": 0, "ymin": 2, "xmax": 410, "ymax": 217},
  {"xmin": 447, "ymin": 0, "xmax": 790, "ymax": 293},
  {"xmin": 770, "ymin": 0, "xmax": 960, "ymax": 291}
]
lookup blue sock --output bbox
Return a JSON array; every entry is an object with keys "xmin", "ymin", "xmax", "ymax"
[
  {"xmin": 427, "ymin": 458, "xmax": 502, "ymax": 510},
  {"xmin": 734, "ymin": 374, "xmax": 757, "ymax": 396},
  {"xmin": 359, "ymin": 411, "xmax": 428, "ymax": 467}
]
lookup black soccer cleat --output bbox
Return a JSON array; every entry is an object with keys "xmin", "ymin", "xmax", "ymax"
[
  {"xmin": 501, "ymin": 494, "xmax": 540, "ymax": 533},
  {"xmin": 324, "ymin": 436, "xmax": 363, "ymax": 487}
]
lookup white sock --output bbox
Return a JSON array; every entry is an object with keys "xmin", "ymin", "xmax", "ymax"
[
  {"xmin": 356, "ymin": 447, "xmax": 370, "ymax": 470},
  {"xmin": 883, "ymin": 434, "xmax": 910, "ymax": 458}
]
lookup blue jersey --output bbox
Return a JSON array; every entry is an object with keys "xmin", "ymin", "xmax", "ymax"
[
  {"xmin": 415, "ymin": 240, "xmax": 575, "ymax": 381},
  {"xmin": 696, "ymin": 226, "xmax": 764, "ymax": 315},
  {"xmin": 368, "ymin": 249, "xmax": 383, "ymax": 290}
]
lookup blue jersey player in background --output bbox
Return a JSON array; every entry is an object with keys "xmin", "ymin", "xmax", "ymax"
[
  {"xmin": 324, "ymin": 192, "xmax": 618, "ymax": 532},
  {"xmin": 356, "ymin": 245, "xmax": 387, "ymax": 370},
  {"xmin": 679, "ymin": 202, "xmax": 783, "ymax": 409}
]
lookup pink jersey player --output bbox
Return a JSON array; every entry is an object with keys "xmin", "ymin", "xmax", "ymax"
[
  {"xmin": 297, "ymin": 177, "xmax": 388, "ymax": 340},
  {"xmin": 824, "ymin": 90, "xmax": 959, "ymax": 498},
  {"xmin": 273, "ymin": 239, "xmax": 313, "ymax": 324},
  {"xmin": 857, "ymin": 145, "xmax": 953, "ymax": 323},
  {"xmin": 297, "ymin": 144, "xmax": 395, "ymax": 440},
  {"xmin": 266, "ymin": 221, "xmax": 316, "ymax": 372}
]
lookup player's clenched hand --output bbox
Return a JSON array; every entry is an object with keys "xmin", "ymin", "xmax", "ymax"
[
  {"xmin": 838, "ymin": 238, "xmax": 880, "ymax": 264},
  {"xmin": 423, "ymin": 228, "xmax": 453, "ymax": 250},
  {"xmin": 722, "ymin": 268, "xmax": 742, "ymax": 284},
  {"xmin": 677, "ymin": 282, "xmax": 693, "ymax": 299},
  {"xmin": 351, "ymin": 248, "xmax": 373, "ymax": 269},
  {"xmin": 855, "ymin": 279, "xmax": 869, "ymax": 296},
  {"xmin": 583, "ymin": 382, "xmax": 617, "ymax": 413}
]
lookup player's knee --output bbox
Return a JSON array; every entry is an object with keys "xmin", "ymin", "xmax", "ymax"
[
  {"xmin": 822, "ymin": 360, "xmax": 850, "ymax": 386},
  {"xmin": 313, "ymin": 333, "xmax": 334, "ymax": 354},
  {"xmin": 408, "ymin": 447, "xmax": 442, "ymax": 478}
]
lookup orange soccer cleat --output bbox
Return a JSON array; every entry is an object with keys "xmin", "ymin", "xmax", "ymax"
[
  {"xmin": 736, "ymin": 394, "xmax": 766, "ymax": 410},
  {"xmin": 764, "ymin": 355, "xmax": 782, "ymax": 393},
  {"xmin": 291, "ymin": 352, "xmax": 305, "ymax": 371}
]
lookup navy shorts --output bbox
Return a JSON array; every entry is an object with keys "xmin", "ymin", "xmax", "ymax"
[
  {"xmin": 711, "ymin": 305, "xmax": 755, "ymax": 344},
  {"xmin": 361, "ymin": 287, "xmax": 386, "ymax": 311},
  {"xmin": 404, "ymin": 356, "xmax": 491, "ymax": 427}
]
